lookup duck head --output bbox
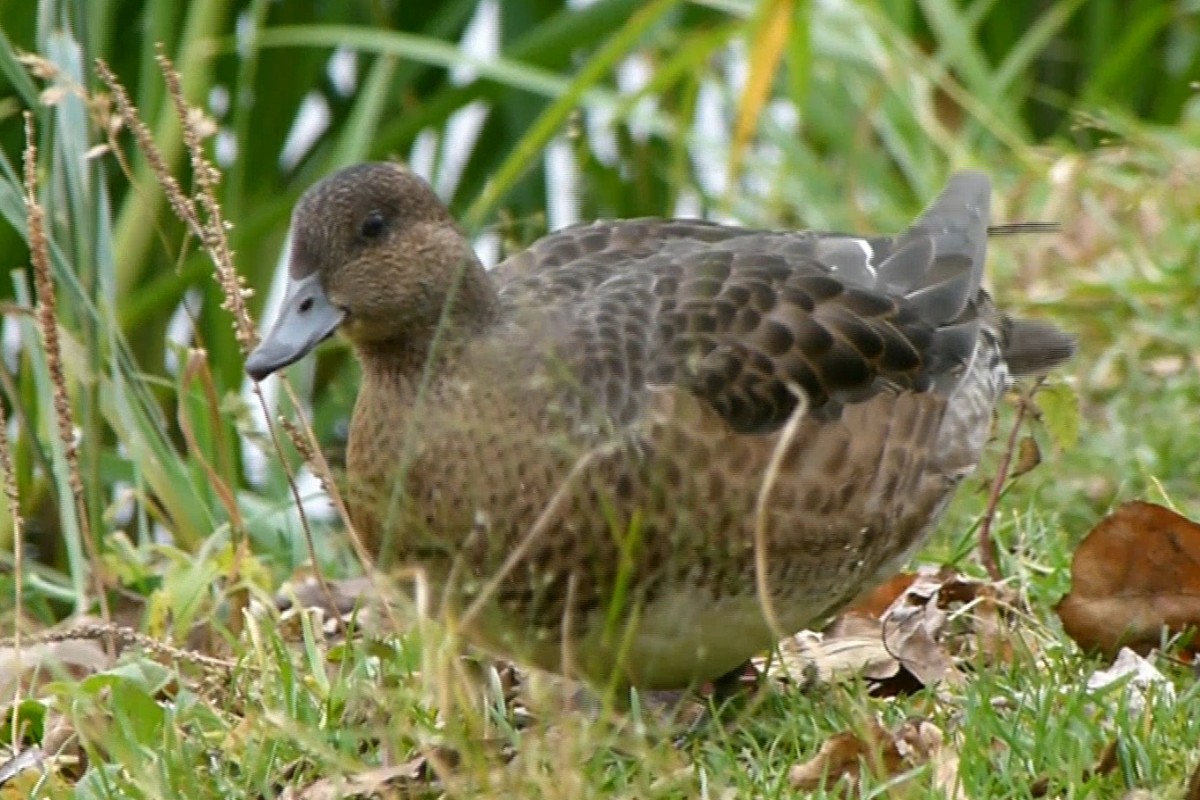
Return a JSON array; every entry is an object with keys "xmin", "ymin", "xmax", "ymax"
[{"xmin": 245, "ymin": 162, "xmax": 491, "ymax": 380}]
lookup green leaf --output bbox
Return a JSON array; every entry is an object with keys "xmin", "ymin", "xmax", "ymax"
[
  {"xmin": 110, "ymin": 679, "xmax": 168, "ymax": 747},
  {"xmin": 81, "ymin": 660, "xmax": 174, "ymax": 697},
  {"xmin": 1, "ymin": 699, "xmax": 48, "ymax": 746},
  {"xmin": 1035, "ymin": 381, "xmax": 1081, "ymax": 451}
]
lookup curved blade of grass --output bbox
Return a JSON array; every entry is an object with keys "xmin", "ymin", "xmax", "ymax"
[
  {"xmin": 0, "ymin": 27, "xmax": 39, "ymax": 107},
  {"xmin": 12, "ymin": 277, "xmax": 89, "ymax": 612},
  {"xmin": 1081, "ymin": 6, "xmax": 1175, "ymax": 107},
  {"xmin": 916, "ymin": 0, "xmax": 1002, "ymax": 107},
  {"xmin": 253, "ymin": 25, "xmax": 578, "ymax": 101},
  {"xmin": 463, "ymin": 0, "xmax": 682, "ymax": 230},
  {"xmin": 993, "ymin": 0, "xmax": 1086, "ymax": 97},
  {"xmin": 786, "ymin": 0, "xmax": 812, "ymax": 107},
  {"xmin": 730, "ymin": 0, "xmax": 795, "ymax": 183},
  {"xmin": 329, "ymin": 53, "xmax": 397, "ymax": 170}
]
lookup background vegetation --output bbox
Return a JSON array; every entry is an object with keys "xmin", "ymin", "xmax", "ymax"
[{"xmin": 1, "ymin": 0, "xmax": 1199, "ymax": 796}]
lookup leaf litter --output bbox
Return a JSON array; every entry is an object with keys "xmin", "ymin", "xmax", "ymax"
[
  {"xmin": 763, "ymin": 566, "xmax": 1022, "ymax": 696},
  {"xmin": 1056, "ymin": 500, "xmax": 1200, "ymax": 658}
]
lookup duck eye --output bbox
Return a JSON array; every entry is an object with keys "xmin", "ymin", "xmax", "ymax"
[{"xmin": 360, "ymin": 211, "xmax": 386, "ymax": 239}]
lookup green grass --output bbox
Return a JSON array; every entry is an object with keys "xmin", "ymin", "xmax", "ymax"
[{"xmin": 2, "ymin": 0, "xmax": 1200, "ymax": 796}]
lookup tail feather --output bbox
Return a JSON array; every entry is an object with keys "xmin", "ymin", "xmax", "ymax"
[
  {"xmin": 1002, "ymin": 316, "xmax": 1077, "ymax": 376},
  {"xmin": 896, "ymin": 172, "xmax": 991, "ymax": 326}
]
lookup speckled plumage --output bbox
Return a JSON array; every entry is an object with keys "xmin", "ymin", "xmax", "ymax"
[{"xmin": 246, "ymin": 165, "xmax": 1074, "ymax": 690}]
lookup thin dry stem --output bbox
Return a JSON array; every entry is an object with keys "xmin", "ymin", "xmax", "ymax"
[
  {"xmin": 560, "ymin": 573, "xmax": 580, "ymax": 680},
  {"xmin": 1, "ymin": 387, "xmax": 24, "ymax": 748},
  {"xmin": 24, "ymin": 113, "xmax": 110, "ymax": 623},
  {"xmin": 274, "ymin": 384, "xmax": 397, "ymax": 631},
  {"xmin": 753, "ymin": 382, "xmax": 808, "ymax": 642},
  {"xmin": 279, "ymin": 381, "xmax": 383, "ymax": 579},
  {"xmin": 278, "ymin": 414, "xmax": 349, "ymax": 627},
  {"xmin": 978, "ymin": 378, "xmax": 1044, "ymax": 582},
  {"xmin": 278, "ymin": 417, "xmax": 325, "ymax": 500}
]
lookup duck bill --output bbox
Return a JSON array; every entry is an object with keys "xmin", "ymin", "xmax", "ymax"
[{"xmin": 245, "ymin": 273, "xmax": 345, "ymax": 380}]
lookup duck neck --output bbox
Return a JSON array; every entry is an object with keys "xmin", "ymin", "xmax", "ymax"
[{"xmin": 355, "ymin": 258, "xmax": 500, "ymax": 383}]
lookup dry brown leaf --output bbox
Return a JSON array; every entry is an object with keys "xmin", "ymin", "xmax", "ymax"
[
  {"xmin": 762, "ymin": 629, "xmax": 898, "ymax": 687},
  {"xmin": 798, "ymin": 567, "xmax": 1022, "ymax": 694},
  {"xmin": 1056, "ymin": 501, "xmax": 1200, "ymax": 657},
  {"xmin": 788, "ymin": 718, "xmax": 958, "ymax": 796},
  {"xmin": 280, "ymin": 758, "xmax": 434, "ymax": 800},
  {"xmin": 882, "ymin": 588, "xmax": 957, "ymax": 687},
  {"xmin": 839, "ymin": 573, "xmax": 920, "ymax": 622},
  {"xmin": 789, "ymin": 724, "xmax": 895, "ymax": 793},
  {"xmin": 873, "ymin": 570, "xmax": 966, "ymax": 690},
  {"xmin": 930, "ymin": 737, "xmax": 967, "ymax": 800},
  {"xmin": 942, "ymin": 580, "xmax": 1016, "ymax": 664},
  {"xmin": 826, "ymin": 610, "xmax": 888, "ymax": 641},
  {"xmin": 278, "ymin": 743, "xmax": 509, "ymax": 800},
  {"xmin": 1010, "ymin": 434, "xmax": 1042, "ymax": 479}
]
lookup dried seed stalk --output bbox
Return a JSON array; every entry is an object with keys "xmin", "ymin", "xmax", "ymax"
[
  {"xmin": 24, "ymin": 113, "xmax": 109, "ymax": 621},
  {"xmin": 94, "ymin": 59, "xmax": 202, "ymax": 235},
  {"xmin": 95, "ymin": 55, "xmax": 387, "ymax": 626},
  {"xmin": 156, "ymin": 45, "xmax": 257, "ymax": 354}
]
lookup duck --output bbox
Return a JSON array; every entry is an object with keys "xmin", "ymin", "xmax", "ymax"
[{"xmin": 245, "ymin": 164, "xmax": 1074, "ymax": 692}]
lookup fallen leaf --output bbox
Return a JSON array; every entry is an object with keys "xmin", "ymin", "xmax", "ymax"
[
  {"xmin": 279, "ymin": 758, "xmax": 433, "ymax": 800},
  {"xmin": 788, "ymin": 724, "xmax": 896, "ymax": 793},
  {"xmin": 791, "ymin": 567, "xmax": 1020, "ymax": 694},
  {"xmin": 838, "ymin": 573, "xmax": 919, "ymax": 622},
  {"xmin": 788, "ymin": 718, "xmax": 960, "ymax": 796},
  {"xmin": 930, "ymin": 737, "xmax": 967, "ymax": 800},
  {"xmin": 940, "ymin": 579, "xmax": 1018, "ymax": 664},
  {"xmin": 762, "ymin": 629, "xmax": 897, "ymax": 687},
  {"xmin": 881, "ymin": 583, "xmax": 957, "ymax": 687},
  {"xmin": 1056, "ymin": 501, "xmax": 1200, "ymax": 657}
]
